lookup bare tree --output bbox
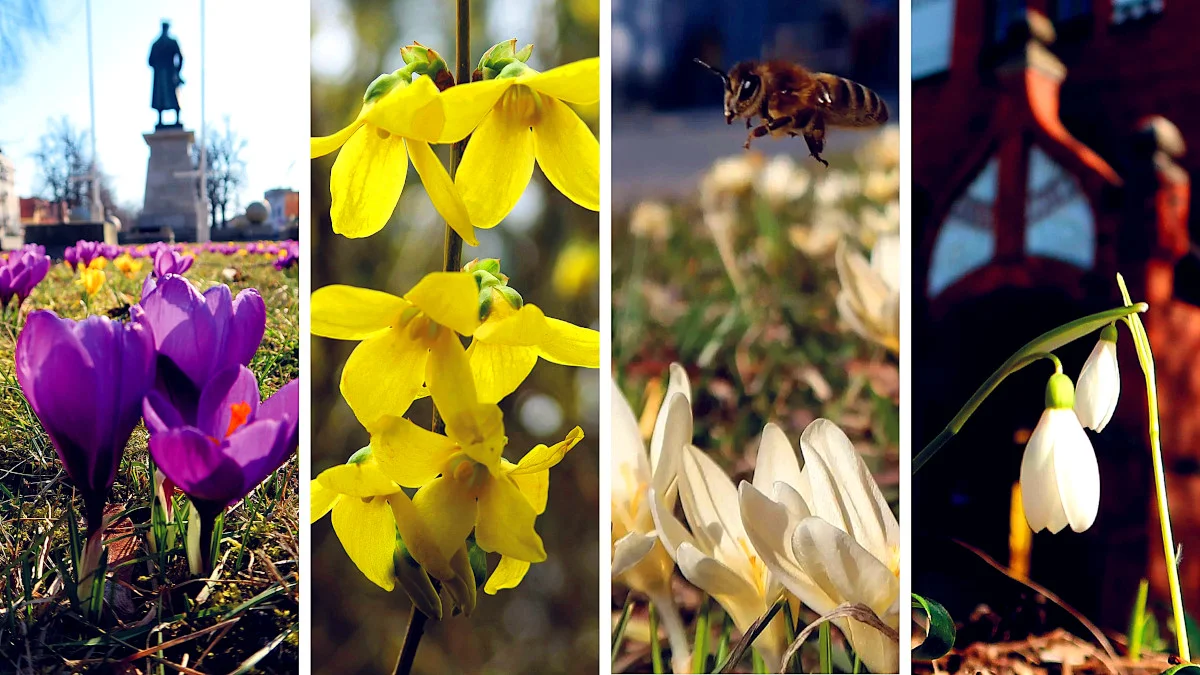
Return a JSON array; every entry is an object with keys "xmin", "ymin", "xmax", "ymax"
[
  {"xmin": 33, "ymin": 117, "xmax": 91, "ymax": 222},
  {"xmin": 194, "ymin": 118, "xmax": 247, "ymax": 230},
  {"xmin": 0, "ymin": 0, "xmax": 47, "ymax": 89}
]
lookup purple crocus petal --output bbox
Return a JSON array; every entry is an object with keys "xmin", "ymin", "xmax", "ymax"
[
  {"xmin": 227, "ymin": 418, "xmax": 291, "ymax": 503},
  {"xmin": 138, "ymin": 275, "xmax": 218, "ymax": 388},
  {"xmin": 176, "ymin": 254, "xmax": 194, "ymax": 274},
  {"xmin": 141, "ymin": 273, "xmax": 157, "ymax": 299},
  {"xmin": 143, "ymin": 389, "xmax": 186, "ymax": 436},
  {"xmin": 219, "ymin": 287, "xmax": 266, "ymax": 371},
  {"xmin": 257, "ymin": 378, "xmax": 300, "ymax": 451},
  {"xmin": 195, "ymin": 364, "xmax": 261, "ymax": 439},
  {"xmin": 149, "ymin": 427, "xmax": 249, "ymax": 506},
  {"xmin": 15, "ymin": 312, "xmax": 155, "ymax": 515}
]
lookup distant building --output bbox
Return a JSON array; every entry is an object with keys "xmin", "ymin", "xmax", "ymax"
[
  {"xmin": 912, "ymin": 0, "xmax": 1200, "ymax": 630},
  {"xmin": 264, "ymin": 188, "xmax": 299, "ymax": 229},
  {"xmin": 20, "ymin": 197, "xmax": 67, "ymax": 225},
  {"xmin": 0, "ymin": 149, "xmax": 19, "ymax": 236}
]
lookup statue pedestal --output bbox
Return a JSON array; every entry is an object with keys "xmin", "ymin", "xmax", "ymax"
[{"xmin": 130, "ymin": 127, "xmax": 205, "ymax": 243}]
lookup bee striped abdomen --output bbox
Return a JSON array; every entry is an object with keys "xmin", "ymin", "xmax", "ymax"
[{"xmin": 816, "ymin": 73, "xmax": 889, "ymax": 127}]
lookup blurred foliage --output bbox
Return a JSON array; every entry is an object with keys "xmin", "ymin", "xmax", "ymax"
[
  {"xmin": 310, "ymin": 1, "xmax": 599, "ymax": 674},
  {"xmin": 611, "ymin": 129, "xmax": 900, "ymax": 672}
]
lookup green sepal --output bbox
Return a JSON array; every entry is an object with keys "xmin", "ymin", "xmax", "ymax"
[
  {"xmin": 494, "ymin": 285, "xmax": 523, "ymax": 310},
  {"xmin": 394, "ymin": 537, "xmax": 443, "ymax": 620},
  {"xmin": 912, "ymin": 593, "xmax": 956, "ymax": 660},
  {"xmin": 1045, "ymin": 372, "xmax": 1075, "ymax": 410},
  {"xmin": 464, "ymin": 257, "xmax": 504, "ymax": 279},
  {"xmin": 444, "ymin": 546, "xmax": 478, "ymax": 617},
  {"xmin": 364, "ymin": 72, "xmax": 403, "ymax": 104}
]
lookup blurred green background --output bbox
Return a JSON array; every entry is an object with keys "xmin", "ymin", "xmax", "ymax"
[{"xmin": 310, "ymin": 1, "xmax": 600, "ymax": 673}]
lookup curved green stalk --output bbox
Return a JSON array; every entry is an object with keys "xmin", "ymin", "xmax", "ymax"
[
  {"xmin": 1117, "ymin": 275, "xmax": 1188, "ymax": 662},
  {"xmin": 913, "ymin": 303, "xmax": 1147, "ymax": 473}
]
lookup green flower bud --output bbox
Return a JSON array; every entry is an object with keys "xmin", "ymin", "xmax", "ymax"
[
  {"xmin": 478, "ymin": 286, "xmax": 493, "ymax": 320},
  {"xmin": 443, "ymin": 546, "xmax": 478, "ymax": 617},
  {"xmin": 495, "ymin": 285, "xmax": 523, "ymax": 310},
  {"xmin": 346, "ymin": 445, "xmax": 374, "ymax": 465},
  {"xmin": 1100, "ymin": 323, "xmax": 1118, "ymax": 344},
  {"xmin": 394, "ymin": 537, "xmax": 444, "ymax": 620},
  {"xmin": 396, "ymin": 42, "xmax": 456, "ymax": 90},
  {"xmin": 466, "ymin": 534, "xmax": 489, "ymax": 588},
  {"xmin": 475, "ymin": 39, "xmax": 536, "ymax": 81},
  {"xmin": 1044, "ymin": 372, "xmax": 1076, "ymax": 410},
  {"xmin": 464, "ymin": 257, "xmax": 504, "ymax": 278},
  {"xmin": 363, "ymin": 72, "xmax": 402, "ymax": 104}
]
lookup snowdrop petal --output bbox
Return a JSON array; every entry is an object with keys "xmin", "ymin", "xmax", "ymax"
[
  {"xmin": 1020, "ymin": 408, "xmax": 1098, "ymax": 533},
  {"xmin": 1074, "ymin": 338, "xmax": 1120, "ymax": 432},
  {"xmin": 1053, "ymin": 413, "xmax": 1101, "ymax": 533}
]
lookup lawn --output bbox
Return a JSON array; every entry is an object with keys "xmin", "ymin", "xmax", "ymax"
[{"xmin": 0, "ymin": 247, "xmax": 299, "ymax": 673}]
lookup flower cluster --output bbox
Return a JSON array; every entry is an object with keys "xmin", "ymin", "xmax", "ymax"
[
  {"xmin": 614, "ymin": 365, "xmax": 900, "ymax": 673},
  {"xmin": 14, "ymin": 271, "xmax": 299, "ymax": 608},
  {"xmin": 0, "ymin": 244, "xmax": 50, "ymax": 312},
  {"xmin": 310, "ymin": 38, "xmax": 600, "ymax": 622}
]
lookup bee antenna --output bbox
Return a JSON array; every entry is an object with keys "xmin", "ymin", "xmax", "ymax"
[{"xmin": 693, "ymin": 58, "xmax": 730, "ymax": 89}]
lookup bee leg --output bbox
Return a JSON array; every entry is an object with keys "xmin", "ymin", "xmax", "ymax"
[
  {"xmin": 745, "ymin": 117, "xmax": 752, "ymax": 130},
  {"xmin": 802, "ymin": 132, "xmax": 828, "ymax": 168},
  {"xmin": 744, "ymin": 123, "xmax": 771, "ymax": 149},
  {"xmin": 767, "ymin": 116, "xmax": 794, "ymax": 132}
]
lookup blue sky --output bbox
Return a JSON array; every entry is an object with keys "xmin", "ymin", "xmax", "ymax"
[{"xmin": 0, "ymin": 0, "xmax": 307, "ymax": 212}]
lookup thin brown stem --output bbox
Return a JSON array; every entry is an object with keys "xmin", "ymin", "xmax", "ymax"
[{"xmin": 393, "ymin": 605, "xmax": 429, "ymax": 675}]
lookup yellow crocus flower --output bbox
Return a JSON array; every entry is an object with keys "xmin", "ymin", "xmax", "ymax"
[
  {"xmin": 438, "ymin": 44, "xmax": 599, "ymax": 229},
  {"xmin": 310, "ymin": 44, "xmax": 474, "ymax": 244},
  {"xmin": 370, "ymin": 327, "xmax": 583, "ymax": 594},
  {"xmin": 113, "ymin": 253, "xmax": 143, "ymax": 279},
  {"xmin": 75, "ymin": 264, "xmax": 105, "ymax": 296}
]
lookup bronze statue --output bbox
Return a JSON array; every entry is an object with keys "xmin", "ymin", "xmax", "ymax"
[{"xmin": 148, "ymin": 21, "xmax": 184, "ymax": 128}]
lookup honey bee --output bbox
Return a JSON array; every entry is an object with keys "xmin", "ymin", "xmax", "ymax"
[{"xmin": 695, "ymin": 58, "xmax": 889, "ymax": 167}]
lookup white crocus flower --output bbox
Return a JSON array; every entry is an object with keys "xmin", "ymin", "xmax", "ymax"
[
  {"xmin": 650, "ymin": 423, "xmax": 803, "ymax": 670},
  {"xmin": 738, "ymin": 419, "xmax": 900, "ymax": 674},
  {"xmin": 835, "ymin": 235, "xmax": 900, "ymax": 353},
  {"xmin": 612, "ymin": 366, "xmax": 692, "ymax": 672},
  {"xmin": 1074, "ymin": 324, "xmax": 1120, "ymax": 432},
  {"xmin": 1021, "ymin": 372, "xmax": 1100, "ymax": 533}
]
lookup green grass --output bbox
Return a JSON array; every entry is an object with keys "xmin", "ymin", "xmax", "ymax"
[{"xmin": 0, "ymin": 251, "xmax": 299, "ymax": 673}]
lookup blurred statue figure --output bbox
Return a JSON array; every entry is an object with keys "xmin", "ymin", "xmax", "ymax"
[{"xmin": 149, "ymin": 21, "xmax": 184, "ymax": 127}]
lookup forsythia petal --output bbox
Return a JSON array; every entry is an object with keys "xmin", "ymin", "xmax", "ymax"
[
  {"xmin": 340, "ymin": 329, "xmax": 428, "ymax": 429},
  {"xmin": 406, "ymin": 272, "xmax": 482, "ymax": 337},
  {"xmin": 389, "ymin": 490, "xmax": 456, "ymax": 581},
  {"xmin": 484, "ymin": 555, "xmax": 531, "ymax": 595},
  {"xmin": 437, "ymin": 79, "xmax": 512, "ymax": 144},
  {"xmin": 466, "ymin": 340, "xmax": 539, "ymax": 404},
  {"xmin": 413, "ymin": 475, "xmax": 479, "ymax": 562},
  {"xmin": 311, "ymin": 118, "xmax": 365, "ymax": 158},
  {"xmin": 331, "ymin": 495, "xmax": 399, "ymax": 592},
  {"xmin": 532, "ymin": 97, "xmax": 600, "ymax": 212},
  {"xmin": 330, "ymin": 125, "xmax": 408, "ymax": 238},
  {"xmin": 476, "ymin": 476, "xmax": 547, "ymax": 562},
  {"xmin": 372, "ymin": 416, "xmax": 458, "ymax": 487},
  {"xmin": 538, "ymin": 317, "xmax": 600, "ymax": 367},
  {"xmin": 310, "ymin": 285, "xmax": 410, "ymax": 340},
  {"xmin": 511, "ymin": 426, "xmax": 584, "ymax": 475},
  {"xmin": 315, "ymin": 462, "xmax": 400, "ymax": 498},
  {"xmin": 523, "ymin": 58, "xmax": 601, "ymax": 105},
  {"xmin": 405, "ymin": 139, "xmax": 478, "ymax": 246},
  {"xmin": 454, "ymin": 104, "xmax": 536, "ymax": 230},
  {"xmin": 310, "ymin": 481, "xmax": 340, "ymax": 524}
]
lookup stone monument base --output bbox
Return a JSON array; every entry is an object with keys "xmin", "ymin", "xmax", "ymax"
[{"xmin": 133, "ymin": 127, "xmax": 204, "ymax": 243}]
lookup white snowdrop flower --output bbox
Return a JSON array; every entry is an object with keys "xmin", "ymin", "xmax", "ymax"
[
  {"xmin": 1020, "ymin": 372, "xmax": 1101, "ymax": 534},
  {"xmin": 1074, "ymin": 324, "xmax": 1120, "ymax": 432}
]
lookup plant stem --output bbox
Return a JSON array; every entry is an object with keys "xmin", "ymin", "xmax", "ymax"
[
  {"xmin": 1117, "ymin": 274, "xmax": 1189, "ymax": 661},
  {"xmin": 395, "ymin": 4, "xmax": 470, "ymax": 673},
  {"xmin": 393, "ymin": 605, "xmax": 429, "ymax": 675},
  {"xmin": 913, "ymin": 304, "xmax": 1146, "ymax": 473}
]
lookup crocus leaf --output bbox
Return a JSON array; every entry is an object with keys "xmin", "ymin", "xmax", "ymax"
[
  {"xmin": 1160, "ymin": 666, "xmax": 1200, "ymax": 675},
  {"xmin": 912, "ymin": 593, "xmax": 956, "ymax": 660}
]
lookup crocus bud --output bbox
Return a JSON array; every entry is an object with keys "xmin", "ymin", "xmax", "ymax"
[
  {"xmin": 1020, "ymin": 373, "xmax": 1100, "ymax": 534},
  {"xmin": 1074, "ymin": 324, "xmax": 1120, "ymax": 432}
]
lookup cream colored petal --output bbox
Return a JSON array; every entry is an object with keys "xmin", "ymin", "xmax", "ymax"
[
  {"xmin": 799, "ymin": 418, "xmax": 898, "ymax": 562},
  {"xmin": 612, "ymin": 531, "xmax": 657, "ymax": 578},
  {"xmin": 649, "ymin": 364, "xmax": 692, "ymax": 469},
  {"xmin": 751, "ymin": 423, "xmax": 804, "ymax": 496},
  {"xmin": 677, "ymin": 445, "xmax": 747, "ymax": 562},
  {"xmin": 738, "ymin": 482, "xmax": 833, "ymax": 614},
  {"xmin": 791, "ymin": 517, "xmax": 898, "ymax": 618},
  {"xmin": 612, "ymin": 377, "xmax": 652, "ymax": 505},
  {"xmin": 650, "ymin": 393, "xmax": 690, "ymax": 501},
  {"xmin": 648, "ymin": 487, "xmax": 698, "ymax": 561}
]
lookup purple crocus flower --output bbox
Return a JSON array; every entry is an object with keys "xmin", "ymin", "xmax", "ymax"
[
  {"xmin": 145, "ymin": 366, "xmax": 299, "ymax": 571},
  {"xmin": 153, "ymin": 248, "xmax": 194, "ymax": 278},
  {"xmin": 15, "ymin": 311, "xmax": 156, "ymax": 533},
  {"xmin": 138, "ymin": 275, "xmax": 265, "ymax": 423}
]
